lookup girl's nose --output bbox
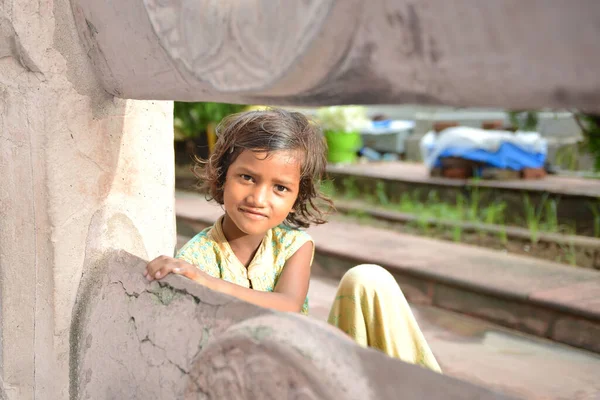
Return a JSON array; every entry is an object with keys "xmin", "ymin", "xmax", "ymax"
[{"xmin": 248, "ymin": 185, "xmax": 268, "ymax": 207}]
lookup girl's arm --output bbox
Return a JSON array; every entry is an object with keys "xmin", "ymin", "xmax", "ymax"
[{"xmin": 145, "ymin": 242, "xmax": 313, "ymax": 313}]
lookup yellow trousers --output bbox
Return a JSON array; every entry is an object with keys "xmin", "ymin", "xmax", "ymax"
[{"xmin": 327, "ymin": 264, "xmax": 441, "ymax": 373}]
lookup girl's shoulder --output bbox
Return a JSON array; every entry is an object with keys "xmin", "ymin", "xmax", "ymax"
[
  {"xmin": 175, "ymin": 226, "xmax": 217, "ymax": 260},
  {"xmin": 270, "ymin": 224, "xmax": 314, "ymax": 260}
]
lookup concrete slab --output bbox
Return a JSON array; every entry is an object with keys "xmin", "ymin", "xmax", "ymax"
[{"xmin": 327, "ymin": 161, "xmax": 600, "ymax": 198}]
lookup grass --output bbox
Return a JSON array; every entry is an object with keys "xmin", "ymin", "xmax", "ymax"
[
  {"xmin": 319, "ymin": 178, "xmax": 596, "ymax": 268},
  {"xmin": 589, "ymin": 201, "xmax": 600, "ymax": 238},
  {"xmin": 341, "ymin": 177, "xmax": 360, "ymax": 200},
  {"xmin": 452, "ymin": 224, "xmax": 462, "ymax": 243},
  {"xmin": 322, "ymin": 178, "xmax": 572, "ymax": 243},
  {"xmin": 558, "ymin": 237, "xmax": 578, "ymax": 266}
]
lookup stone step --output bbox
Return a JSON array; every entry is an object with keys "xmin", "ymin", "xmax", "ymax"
[
  {"xmin": 174, "ymin": 191, "xmax": 600, "ymax": 354},
  {"xmin": 326, "ymin": 161, "xmax": 600, "ymax": 200},
  {"xmin": 307, "ymin": 273, "xmax": 600, "ymax": 400}
]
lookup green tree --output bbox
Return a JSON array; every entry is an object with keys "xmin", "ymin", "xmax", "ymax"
[{"xmin": 174, "ymin": 102, "xmax": 247, "ymax": 139}]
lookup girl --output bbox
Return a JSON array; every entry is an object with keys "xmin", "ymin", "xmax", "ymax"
[{"xmin": 145, "ymin": 108, "xmax": 441, "ymax": 372}]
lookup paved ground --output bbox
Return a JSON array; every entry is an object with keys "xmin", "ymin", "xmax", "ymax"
[
  {"xmin": 308, "ymin": 272, "xmax": 600, "ymax": 400},
  {"xmin": 327, "ymin": 161, "xmax": 600, "ymax": 197}
]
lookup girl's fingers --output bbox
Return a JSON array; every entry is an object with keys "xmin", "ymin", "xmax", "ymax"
[
  {"xmin": 145, "ymin": 257, "xmax": 195, "ymax": 282},
  {"xmin": 173, "ymin": 265, "xmax": 197, "ymax": 280},
  {"xmin": 155, "ymin": 265, "xmax": 171, "ymax": 279},
  {"xmin": 145, "ymin": 255, "xmax": 174, "ymax": 280},
  {"xmin": 146, "ymin": 257, "xmax": 163, "ymax": 278},
  {"xmin": 172, "ymin": 266, "xmax": 188, "ymax": 278}
]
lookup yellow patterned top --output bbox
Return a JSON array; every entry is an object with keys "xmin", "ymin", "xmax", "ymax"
[{"xmin": 176, "ymin": 216, "xmax": 314, "ymax": 315}]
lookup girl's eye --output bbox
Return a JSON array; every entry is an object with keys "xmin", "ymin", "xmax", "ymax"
[
  {"xmin": 240, "ymin": 174, "xmax": 253, "ymax": 181},
  {"xmin": 275, "ymin": 185, "xmax": 288, "ymax": 193}
]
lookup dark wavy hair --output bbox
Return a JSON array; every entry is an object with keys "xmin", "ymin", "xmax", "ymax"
[{"xmin": 193, "ymin": 107, "xmax": 333, "ymax": 229}]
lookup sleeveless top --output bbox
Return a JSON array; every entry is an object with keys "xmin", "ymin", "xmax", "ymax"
[{"xmin": 175, "ymin": 216, "xmax": 314, "ymax": 315}]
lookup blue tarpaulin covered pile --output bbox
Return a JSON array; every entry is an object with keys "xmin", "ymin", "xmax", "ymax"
[{"xmin": 420, "ymin": 127, "xmax": 547, "ymax": 172}]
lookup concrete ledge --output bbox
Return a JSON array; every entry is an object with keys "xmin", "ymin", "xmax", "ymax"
[
  {"xmin": 175, "ymin": 192, "xmax": 600, "ymax": 353},
  {"xmin": 327, "ymin": 162, "xmax": 600, "ymax": 198}
]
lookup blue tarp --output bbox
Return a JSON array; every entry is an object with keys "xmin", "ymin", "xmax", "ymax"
[
  {"xmin": 420, "ymin": 127, "xmax": 547, "ymax": 171},
  {"xmin": 433, "ymin": 142, "xmax": 546, "ymax": 170}
]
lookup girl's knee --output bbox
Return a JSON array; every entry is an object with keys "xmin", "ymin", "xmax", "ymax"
[{"xmin": 339, "ymin": 264, "xmax": 398, "ymax": 291}]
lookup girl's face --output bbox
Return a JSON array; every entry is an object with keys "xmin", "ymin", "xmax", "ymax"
[{"xmin": 222, "ymin": 149, "xmax": 302, "ymax": 237}]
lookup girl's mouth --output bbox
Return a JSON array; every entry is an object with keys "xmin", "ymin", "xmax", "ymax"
[{"xmin": 239, "ymin": 207, "xmax": 268, "ymax": 219}]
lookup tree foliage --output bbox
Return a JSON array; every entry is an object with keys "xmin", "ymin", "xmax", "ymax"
[{"xmin": 174, "ymin": 102, "xmax": 247, "ymax": 139}]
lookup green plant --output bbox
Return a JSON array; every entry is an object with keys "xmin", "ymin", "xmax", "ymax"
[
  {"xmin": 455, "ymin": 193, "xmax": 467, "ymax": 221},
  {"xmin": 319, "ymin": 179, "xmax": 336, "ymax": 198},
  {"xmin": 508, "ymin": 111, "xmax": 539, "ymax": 131},
  {"xmin": 482, "ymin": 202, "xmax": 507, "ymax": 225},
  {"xmin": 174, "ymin": 102, "xmax": 247, "ymax": 139},
  {"xmin": 394, "ymin": 192, "xmax": 416, "ymax": 214},
  {"xmin": 467, "ymin": 186, "xmax": 481, "ymax": 221},
  {"xmin": 452, "ymin": 224, "xmax": 462, "ymax": 243},
  {"xmin": 341, "ymin": 177, "xmax": 360, "ymax": 199},
  {"xmin": 415, "ymin": 213, "xmax": 432, "ymax": 236},
  {"xmin": 589, "ymin": 201, "xmax": 600, "ymax": 238},
  {"xmin": 347, "ymin": 209, "xmax": 372, "ymax": 223},
  {"xmin": 498, "ymin": 226, "xmax": 508, "ymax": 246},
  {"xmin": 573, "ymin": 113, "xmax": 600, "ymax": 172},
  {"xmin": 523, "ymin": 193, "xmax": 560, "ymax": 243},
  {"xmin": 375, "ymin": 181, "xmax": 389, "ymax": 205},
  {"xmin": 542, "ymin": 199, "xmax": 559, "ymax": 233},
  {"xmin": 558, "ymin": 238, "xmax": 578, "ymax": 266},
  {"xmin": 555, "ymin": 144, "xmax": 579, "ymax": 171},
  {"xmin": 523, "ymin": 194, "xmax": 543, "ymax": 243}
]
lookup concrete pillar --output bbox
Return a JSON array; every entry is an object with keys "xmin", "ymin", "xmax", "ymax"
[{"xmin": 0, "ymin": 1, "xmax": 175, "ymax": 398}]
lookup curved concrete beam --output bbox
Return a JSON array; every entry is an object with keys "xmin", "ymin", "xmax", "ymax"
[
  {"xmin": 72, "ymin": 0, "xmax": 600, "ymax": 110},
  {"xmin": 70, "ymin": 251, "xmax": 513, "ymax": 399}
]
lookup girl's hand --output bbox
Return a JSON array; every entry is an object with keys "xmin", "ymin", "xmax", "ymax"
[{"xmin": 145, "ymin": 255, "xmax": 208, "ymax": 285}]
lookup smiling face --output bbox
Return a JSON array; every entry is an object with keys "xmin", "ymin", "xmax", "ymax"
[{"xmin": 222, "ymin": 149, "xmax": 302, "ymax": 238}]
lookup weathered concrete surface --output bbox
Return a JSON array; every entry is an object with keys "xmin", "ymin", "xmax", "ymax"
[
  {"xmin": 71, "ymin": 250, "xmax": 512, "ymax": 399},
  {"xmin": 73, "ymin": 0, "xmax": 600, "ymax": 111},
  {"xmin": 0, "ymin": 1, "xmax": 175, "ymax": 398}
]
